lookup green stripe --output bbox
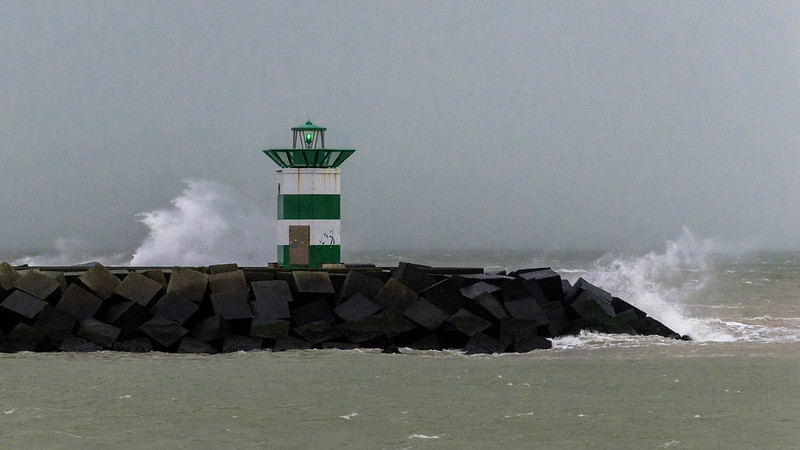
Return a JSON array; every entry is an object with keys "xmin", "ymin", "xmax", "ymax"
[
  {"xmin": 278, "ymin": 194, "xmax": 340, "ymax": 220},
  {"xmin": 277, "ymin": 245, "xmax": 341, "ymax": 268}
]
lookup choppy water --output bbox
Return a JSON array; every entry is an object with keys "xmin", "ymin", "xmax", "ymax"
[{"xmin": 2, "ymin": 240, "xmax": 800, "ymax": 448}]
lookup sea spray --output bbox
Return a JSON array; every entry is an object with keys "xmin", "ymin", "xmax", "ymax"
[
  {"xmin": 130, "ymin": 180, "xmax": 274, "ymax": 266},
  {"xmin": 579, "ymin": 227, "xmax": 718, "ymax": 340}
]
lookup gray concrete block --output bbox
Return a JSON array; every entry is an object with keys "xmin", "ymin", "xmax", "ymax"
[
  {"xmin": 273, "ymin": 335, "xmax": 312, "ymax": 351},
  {"xmin": 209, "ymin": 270, "xmax": 248, "ymax": 294},
  {"xmin": 77, "ymin": 318, "xmax": 122, "ymax": 348},
  {"xmin": 150, "ymin": 292, "xmax": 199, "ymax": 325},
  {"xmin": 113, "ymin": 338, "xmax": 154, "ymax": 352},
  {"xmin": 294, "ymin": 321, "xmax": 341, "ymax": 344},
  {"xmin": 3, "ymin": 322, "xmax": 49, "ymax": 352},
  {"xmin": 466, "ymin": 292, "xmax": 509, "ymax": 322},
  {"xmin": 337, "ymin": 271, "xmax": 385, "ymax": 303},
  {"xmin": 292, "ymin": 271, "xmax": 334, "ymax": 294},
  {"xmin": 1, "ymin": 290, "xmax": 49, "ymax": 321},
  {"xmin": 142, "ymin": 269, "xmax": 168, "ymax": 290},
  {"xmin": 115, "ymin": 272, "xmax": 163, "ymax": 308},
  {"xmin": 191, "ymin": 315, "xmax": 229, "ymax": 343},
  {"xmin": 209, "ymin": 263, "xmax": 240, "ymax": 275},
  {"xmin": 101, "ymin": 301, "xmax": 148, "ymax": 340},
  {"xmin": 336, "ymin": 315, "xmax": 386, "ymax": 343},
  {"xmin": 59, "ymin": 335, "xmax": 103, "ymax": 352},
  {"xmin": 77, "ymin": 263, "xmax": 121, "ymax": 300},
  {"xmin": 139, "ymin": 316, "xmax": 188, "ymax": 348},
  {"xmin": 250, "ymin": 318, "xmax": 290, "ymax": 338},
  {"xmin": 419, "ymin": 277, "xmax": 465, "ymax": 314},
  {"xmin": 391, "ymin": 262, "xmax": 436, "ymax": 292},
  {"xmin": 251, "ymin": 297, "xmax": 290, "ymax": 321},
  {"xmin": 221, "ymin": 334, "xmax": 263, "ymax": 352},
  {"xmin": 504, "ymin": 297, "xmax": 549, "ymax": 326},
  {"xmin": 0, "ymin": 262, "xmax": 20, "ymax": 292},
  {"xmin": 166, "ymin": 267, "xmax": 208, "ymax": 303},
  {"xmin": 291, "ymin": 298, "xmax": 335, "ymax": 327},
  {"xmin": 460, "ymin": 281, "xmax": 501, "ymax": 300},
  {"xmin": 406, "ymin": 333, "xmax": 443, "ymax": 351},
  {"xmin": 178, "ymin": 337, "xmax": 218, "ymax": 354},
  {"xmin": 464, "ymin": 332, "xmax": 508, "ymax": 354},
  {"xmin": 372, "ymin": 278, "xmax": 418, "ymax": 312},
  {"xmin": 41, "ymin": 271, "xmax": 68, "ymax": 297},
  {"xmin": 445, "ymin": 308, "xmax": 492, "ymax": 337},
  {"xmin": 252, "ymin": 279, "xmax": 294, "ymax": 304},
  {"xmin": 33, "ymin": 305, "xmax": 78, "ymax": 345},
  {"xmin": 56, "ymin": 284, "xmax": 104, "ymax": 322},
  {"xmin": 334, "ymin": 293, "xmax": 381, "ymax": 322},
  {"xmin": 516, "ymin": 268, "xmax": 564, "ymax": 302},
  {"xmin": 14, "ymin": 270, "xmax": 61, "ymax": 301},
  {"xmin": 403, "ymin": 297, "xmax": 451, "ymax": 331},
  {"xmin": 210, "ymin": 291, "xmax": 252, "ymax": 321}
]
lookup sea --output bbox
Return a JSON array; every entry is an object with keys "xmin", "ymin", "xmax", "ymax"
[{"xmin": 2, "ymin": 233, "xmax": 800, "ymax": 448}]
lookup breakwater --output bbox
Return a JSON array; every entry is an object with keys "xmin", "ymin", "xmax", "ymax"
[{"xmin": 0, "ymin": 261, "xmax": 685, "ymax": 353}]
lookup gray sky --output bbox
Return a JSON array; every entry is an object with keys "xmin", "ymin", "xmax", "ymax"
[{"xmin": 1, "ymin": 1, "xmax": 799, "ymax": 256}]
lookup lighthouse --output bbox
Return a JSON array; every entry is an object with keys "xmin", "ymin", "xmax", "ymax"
[{"xmin": 263, "ymin": 121, "xmax": 355, "ymax": 268}]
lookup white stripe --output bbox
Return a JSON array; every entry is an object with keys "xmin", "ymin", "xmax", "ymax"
[
  {"xmin": 277, "ymin": 168, "xmax": 340, "ymax": 195},
  {"xmin": 277, "ymin": 220, "xmax": 341, "ymax": 246}
]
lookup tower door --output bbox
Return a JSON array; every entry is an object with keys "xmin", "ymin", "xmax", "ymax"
[{"xmin": 289, "ymin": 225, "xmax": 310, "ymax": 266}]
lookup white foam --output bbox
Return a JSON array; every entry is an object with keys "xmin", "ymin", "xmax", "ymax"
[
  {"xmin": 409, "ymin": 434, "xmax": 440, "ymax": 439},
  {"xmin": 130, "ymin": 180, "xmax": 274, "ymax": 266}
]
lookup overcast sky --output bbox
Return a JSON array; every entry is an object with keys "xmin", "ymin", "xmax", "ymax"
[{"xmin": 1, "ymin": 1, "xmax": 799, "ymax": 257}]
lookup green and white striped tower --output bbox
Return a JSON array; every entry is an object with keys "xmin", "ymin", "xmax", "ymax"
[{"xmin": 263, "ymin": 121, "xmax": 355, "ymax": 268}]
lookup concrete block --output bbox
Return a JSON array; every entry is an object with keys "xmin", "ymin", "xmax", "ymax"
[
  {"xmin": 33, "ymin": 305, "xmax": 78, "ymax": 345},
  {"xmin": 166, "ymin": 267, "xmax": 208, "ymax": 303},
  {"xmin": 540, "ymin": 301, "xmax": 571, "ymax": 337},
  {"xmin": 250, "ymin": 318, "xmax": 290, "ymax": 338},
  {"xmin": 56, "ymin": 284, "xmax": 104, "ymax": 322},
  {"xmin": 115, "ymin": 272, "xmax": 163, "ymax": 308},
  {"xmin": 291, "ymin": 298, "xmax": 335, "ymax": 326},
  {"xmin": 445, "ymin": 308, "xmax": 492, "ymax": 337},
  {"xmin": 221, "ymin": 334, "xmax": 264, "ymax": 352},
  {"xmin": 3, "ymin": 322, "xmax": 49, "ymax": 352},
  {"xmin": 150, "ymin": 292, "xmax": 200, "ymax": 325},
  {"xmin": 178, "ymin": 337, "xmax": 218, "ymax": 354},
  {"xmin": 456, "ymin": 273, "xmax": 514, "ymax": 286},
  {"xmin": 101, "ymin": 301, "xmax": 147, "ymax": 340},
  {"xmin": 250, "ymin": 297, "xmax": 290, "ymax": 322},
  {"xmin": 337, "ymin": 271, "xmax": 385, "ymax": 302},
  {"xmin": 191, "ymin": 315, "xmax": 229, "ymax": 343},
  {"xmin": 569, "ymin": 290, "xmax": 616, "ymax": 326},
  {"xmin": 209, "ymin": 263, "xmax": 240, "ymax": 275},
  {"xmin": 500, "ymin": 318, "xmax": 543, "ymax": 345},
  {"xmin": 142, "ymin": 269, "xmax": 168, "ymax": 290},
  {"xmin": 464, "ymin": 332, "xmax": 508, "ymax": 354},
  {"xmin": 77, "ymin": 318, "xmax": 122, "ymax": 348},
  {"xmin": 517, "ymin": 268, "xmax": 564, "ymax": 302},
  {"xmin": 504, "ymin": 297, "xmax": 549, "ymax": 327},
  {"xmin": 403, "ymin": 297, "xmax": 451, "ymax": 331},
  {"xmin": 391, "ymin": 262, "xmax": 436, "ymax": 292},
  {"xmin": 41, "ymin": 271, "xmax": 68, "ymax": 296},
  {"xmin": 243, "ymin": 270, "xmax": 275, "ymax": 284},
  {"xmin": 406, "ymin": 333, "xmax": 443, "ymax": 351},
  {"xmin": 336, "ymin": 315, "xmax": 387, "ymax": 343},
  {"xmin": 252, "ymin": 279, "xmax": 294, "ymax": 306},
  {"xmin": 113, "ymin": 338, "xmax": 154, "ymax": 352},
  {"xmin": 419, "ymin": 277, "xmax": 464, "ymax": 314},
  {"xmin": 139, "ymin": 316, "xmax": 188, "ymax": 348},
  {"xmin": 210, "ymin": 291, "xmax": 253, "ymax": 321},
  {"xmin": 0, "ymin": 262, "xmax": 20, "ymax": 292},
  {"xmin": 460, "ymin": 281, "xmax": 501, "ymax": 300},
  {"xmin": 59, "ymin": 335, "xmax": 103, "ymax": 352},
  {"xmin": 273, "ymin": 335, "xmax": 312, "ymax": 351},
  {"xmin": 372, "ymin": 278, "xmax": 418, "ymax": 312},
  {"xmin": 77, "ymin": 263, "xmax": 121, "ymax": 300},
  {"xmin": 380, "ymin": 310, "xmax": 419, "ymax": 339},
  {"xmin": 292, "ymin": 271, "xmax": 335, "ymax": 295},
  {"xmin": 466, "ymin": 292, "xmax": 509, "ymax": 322},
  {"xmin": 334, "ymin": 293, "xmax": 381, "ymax": 322},
  {"xmin": 294, "ymin": 321, "xmax": 341, "ymax": 344},
  {"xmin": 14, "ymin": 270, "xmax": 61, "ymax": 301},
  {"xmin": 209, "ymin": 270, "xmax": 248, "ymax": 294},
  {"xmin": 1, "ymin": 290, "xmax": 49, "ymax": 321},
  {"xmin": 513, "ymin": 334, "xmax": 553, "ymax": 352}
]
